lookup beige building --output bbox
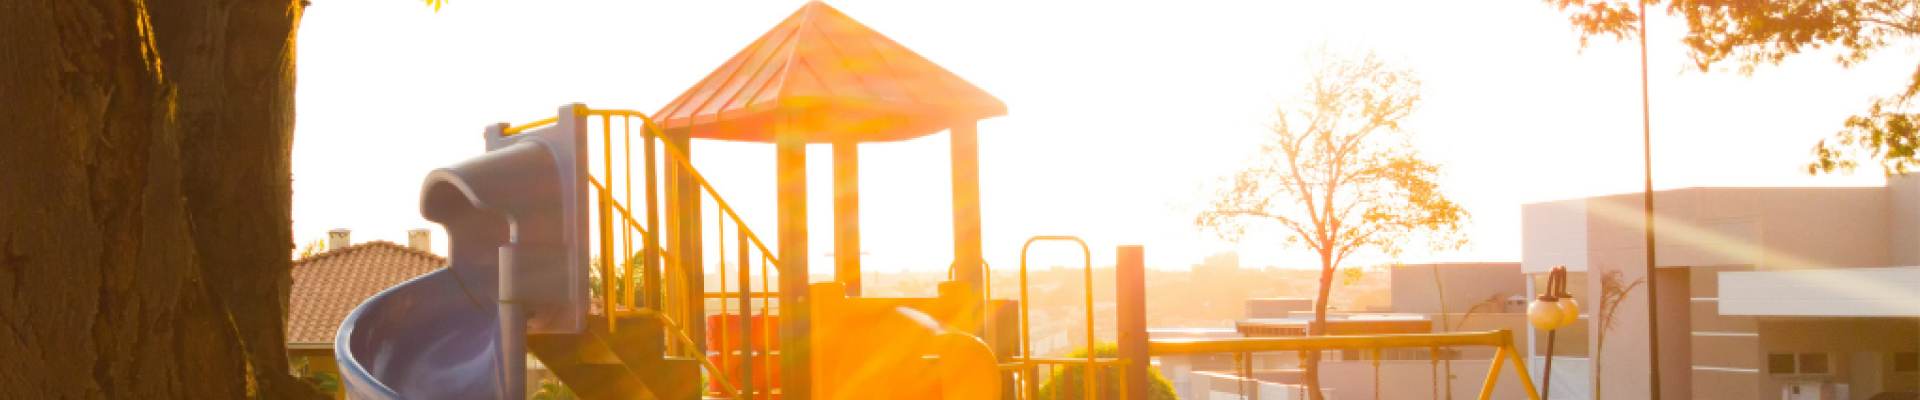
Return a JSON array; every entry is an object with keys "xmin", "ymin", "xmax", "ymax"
[{"xmin": 1523, "ymin": 179, "xmax": 1920, "ymax": 400}]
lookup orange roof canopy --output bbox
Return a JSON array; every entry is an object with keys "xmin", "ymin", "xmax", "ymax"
[{"xmin": 655, "ymin": 1, "xmax": 1006, "ymax": 143}]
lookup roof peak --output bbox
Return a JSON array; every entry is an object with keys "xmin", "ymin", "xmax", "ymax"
[
  {"xmin": 655, "ymin": 0, "xmax": 1005, "ymax": 143},
  {"xmin": 294, "ymin": 240, "xmax": 444, "ymax": 267}
]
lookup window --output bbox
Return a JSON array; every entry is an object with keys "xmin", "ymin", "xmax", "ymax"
[
  {"xmin": 1769, "ymin": 354, "xmax": 1797, "ymax": 374},
  {"xmin": 1798, "ymin": 353, "xmax": 1829, "ymax": 374},
  {"xmin": 1768, "ymin": 353, "xmax": 1831, "ymax": 375},
  {"xmin": 1897, "ymin": 352, "xmax": 1918, "ymax": 373}
]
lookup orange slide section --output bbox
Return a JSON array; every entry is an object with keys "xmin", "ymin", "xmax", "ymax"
[{"xmin": 809, "ymin": 282, "xmax": 1001, "ymax": 400}]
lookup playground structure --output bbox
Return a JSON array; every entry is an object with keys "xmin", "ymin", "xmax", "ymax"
[{"xmin": 331, "ymin": 2, "xmax": 1545, "ymax": 399}]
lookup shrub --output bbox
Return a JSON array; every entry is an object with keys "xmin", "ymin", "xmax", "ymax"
[{"xmin": 1036, "ymin": 342, "xmax": 1178, "ymax": 400}]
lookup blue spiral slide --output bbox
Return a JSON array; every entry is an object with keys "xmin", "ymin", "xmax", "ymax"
[{"xmin": 333, "ymin": 107, "xmax": 592, "ymax": 400}]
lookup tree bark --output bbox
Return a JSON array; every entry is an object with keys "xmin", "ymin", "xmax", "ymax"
[
  {"xmin": 1302, "ymin": 251, "xmax": 1336, "ymax": 400},
  {"xmin": 0, "ymin": 0, "xmax": 322, "ymax": 398}
]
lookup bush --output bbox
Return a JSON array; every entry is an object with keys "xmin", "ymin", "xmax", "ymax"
[{"xmin": 1036, "ymin": 342, "xmax": 1178, "ymax": 400}]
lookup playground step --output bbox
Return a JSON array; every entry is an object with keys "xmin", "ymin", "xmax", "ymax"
[
  {"xmin": 530, "ymin": 311, "xmax": 703, "ymax": 400},
  {"xmin": 635, "ymin": 357, "xmax": 703, "ymax": 400},
  {"xmin": 530, "ymin": 312, "xmax": 666, "ymax": 365},
  {"xmin": 537, "ymin": 363, "xmax": 654, "ymax": 400}
]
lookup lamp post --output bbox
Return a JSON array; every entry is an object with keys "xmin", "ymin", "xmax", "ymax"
[
  {"xmin": 1635, "ymin": 2, "xmax": 1664, "ymax": 399},
  {"xmin": 1529, "ymin": 266, "xmax": 1579, "ymax": 399}
]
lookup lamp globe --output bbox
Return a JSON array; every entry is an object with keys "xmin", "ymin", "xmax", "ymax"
[{"xmin": 1527, "ymin": 295, "xmax": 1563, "ymax": 331}]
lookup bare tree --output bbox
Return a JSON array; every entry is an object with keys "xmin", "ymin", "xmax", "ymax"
[
  {"xmin": 1194, "ymin": 47, "xmax": 1467, "ymax": 400},
  {"xmin": 1592, "ymin": 267, "xmax": 1645, "ymax": 400}
]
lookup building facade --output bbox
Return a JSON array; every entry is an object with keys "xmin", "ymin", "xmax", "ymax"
[{"xmin": 1523, "ymin": 179, "xmax": 1920, "ymax": 400}]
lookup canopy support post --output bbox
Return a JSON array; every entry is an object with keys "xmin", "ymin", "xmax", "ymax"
[
  {"xmin": 776, "ymin": 116, "xmax": 812, "ymax": 400},
  {"xmin": 950, "ymin": 120, "xmax": 984, "ymax": 303},
  {"xmin": 833, "ymin": 140, "xmax": 860, "ymax": 297}
]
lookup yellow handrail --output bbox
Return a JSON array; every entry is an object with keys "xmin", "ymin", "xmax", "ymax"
[
  {"xmin": 503, "ymin": 117, "xmax": 557, "ymax": 135},
  {"xmin": 1016, "ymin": 235, "xmax": 1096, "ymax": 400},
  {"xmin": 1147, "ymin": 330, "xmax": 1542, "ymax": 400},
  {"xmin": 653, "ymin": 312, "xmax": 746, "ymax": 399},
  {"xmin": 507, "ymin": 106, "xmax": 792, "ymax": 398},
  {"xmin": 577, "ymin": 108, "xmax": 783, "ymax": 270},
  {"xmin": 502, "ymin": 108, "xmax": 781, "ymax": 271}
]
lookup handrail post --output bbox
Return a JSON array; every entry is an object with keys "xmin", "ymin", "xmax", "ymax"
[
  {"xmin": 643, "ymin": 114, "xmax": 661, "ymax": 310},
  {"xmin": 738, "ymin": 222, "xmax": 754, "ymax": 400},
  {"xmin": 1117, "ymin": 245, "xmax": 1148, "ymax": 400},
  {"xmin": 600, "ymin": 114, "xmax": 615, "ymax": 330}
]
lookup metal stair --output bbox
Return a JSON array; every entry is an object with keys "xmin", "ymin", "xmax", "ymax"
[{"xmin": 528, "ymin": 310, "xmax": 703, "ymax": 400}]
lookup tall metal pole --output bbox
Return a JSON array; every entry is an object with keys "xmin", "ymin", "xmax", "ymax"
[
  {"xmin": 1431, "ymin": 266, "xmax": 1454, "ymax": 400},
  {"xmin": 1638, "ymin": 1, "xmax": 1664, "ymax": 399},
  {"xmin": 1542, "ymin": 268, "xmax": 1562, "ymax": 400}
]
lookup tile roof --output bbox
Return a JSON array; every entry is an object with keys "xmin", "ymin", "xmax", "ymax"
[{"xmin": 287, "ymin": 240, "xmax": 446, "ymax": 345}]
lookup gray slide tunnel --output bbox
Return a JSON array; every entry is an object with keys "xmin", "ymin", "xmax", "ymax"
[{"xmin": 335, "ymin": 106, "xmax": 591, "ymax": 400}]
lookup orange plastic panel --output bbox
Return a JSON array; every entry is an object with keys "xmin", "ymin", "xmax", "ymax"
[{"xmin": 809, "ymin": 281, "xmax": 998, "ymax": 400}]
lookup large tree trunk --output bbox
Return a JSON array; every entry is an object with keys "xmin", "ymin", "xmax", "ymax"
[
  {"xmin": 0, "ymin": 0, "xmax": 322, "ymax": 398},
  {"xmin": 1302, "ymin": 252, "xmax": 1336, "ymax": 400}
]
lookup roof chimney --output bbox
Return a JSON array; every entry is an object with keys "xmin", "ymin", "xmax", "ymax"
[
  {"xmin": 407, "ymin": 229, "xmax": 431, "ymax": 252},
  {"xmin": 328, "ymin": 229, "xmax": 351, "ymax": 251}
]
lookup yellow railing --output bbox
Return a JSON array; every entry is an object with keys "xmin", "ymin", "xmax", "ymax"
[
  {"xmin": 1014, "ymin": 236, "xmax": 1109, "ymax": 400},
  {"xmin": 502, "ymin": 106, "xmax": 785, "ymax": 399},
  {"xmin": 1148, "ymin": 330, "xmax": 1543, "ymax": 400}
]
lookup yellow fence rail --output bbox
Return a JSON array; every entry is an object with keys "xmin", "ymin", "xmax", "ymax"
[
  {"xmin": 1149, "ymin": 330, "xmax": 1543, "ymax": 400},
  {"xmin": 501, "ymin": 106, "xmax": 785, "ymax": 399}
]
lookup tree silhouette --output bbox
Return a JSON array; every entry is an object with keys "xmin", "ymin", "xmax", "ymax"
[
  {"xmin": 1593, "ymin": 267, "xmax": 1645, "ymax": 400},
  {"xmin": 1193, "ymin": 47, "xmax": 1468, "ymax": 400},
  {"xmin": 1538, "ymin": 0, "xmax": 1920, "ymax": 175}
]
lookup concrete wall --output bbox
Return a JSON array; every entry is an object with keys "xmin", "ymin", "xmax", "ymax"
[
  {"xmin": 1889, "ymin": 175, "xmax": 1920, "ymax": 265},
  {"xmin": 1758, "ymin": 318, "xmax": 1920, "ymax": 399},
  {"xmin": 1318, "ymin": 359, "xmax": 1532, "ymax": 400},
  {"xmin": 1720, "ymin": 266, "xmax": 1920, "ymax": 317},
  {"xmin": 1523, "ymin": 187, "xmax": 1890, "ymax": 274},
  {"xmin": 1522, "ymin": 199, "xmax": 1589, "ymax": 275},
  {"xmin": 1530, "ymin": 356, "xmax": 1592, "ymax": 400},
  {"xmin": 1688, "ymin": 265, "xmax": 1764, "ymax": 400}
]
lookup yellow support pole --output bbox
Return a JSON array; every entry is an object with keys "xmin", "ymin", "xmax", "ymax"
[
  {"xmin": 1478, "ymin": 346, "xmax": 1507, "ymax": 400},
  {"xmin": 601, "ymin": 114, "xmax": 615, "ymax": 331},
  {"xmin": 1506, "ymin": 344, "xmax": 1543, "ymax": 400}
]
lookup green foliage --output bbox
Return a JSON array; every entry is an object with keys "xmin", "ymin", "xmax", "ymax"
[
  {"xmin": 532, "ymin": 379, "xmax": 577, "ymax": 400},
  {"xmin": 292, "ymin": 239, "xmax": 325, "ymax": 260},
  {"xmin": 1339, "ymin": 266, "xmax": 1365, "ymax": 286},
  {"xmin": 587, "ymin": 252, "xmax": 646, "ymax": 300},
  {"xmin": 1035, "ymin": 343, "xmax": 1179, "ymax": 400},
  {"xmin": 1539, "ymin": 0, "xmax": 1920, "ymax": 175},
  {"xmin": 288, "ymin": 357, "xmax": 341, "ymax": 394}
]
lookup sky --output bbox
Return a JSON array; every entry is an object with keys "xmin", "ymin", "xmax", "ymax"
[{"xmin": 292, "ymin": 0, "xmax": 1909, "ymax": 272}]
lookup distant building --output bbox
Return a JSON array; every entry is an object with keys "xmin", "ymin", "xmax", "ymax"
[
  {"xmin": 286, "ymin": 230, "xmax": 443, "ymax": 400},
  {"xmin": 1245, "ymin": 298, "xmax": 1314, "ymax": 319},
  {"xmin": 1157, "ymin": 263, "xmax": 1539, "ymax": 400},
  {"xmin": 1524, "ymin": 178, "xmax": 1920, "ymax": 400}
]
